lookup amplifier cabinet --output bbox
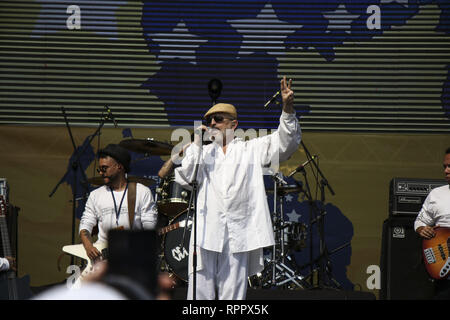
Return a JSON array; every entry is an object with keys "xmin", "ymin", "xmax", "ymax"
[{"xmin": 389, "ymin": 178, "xmax": 446, "ymax": 217}]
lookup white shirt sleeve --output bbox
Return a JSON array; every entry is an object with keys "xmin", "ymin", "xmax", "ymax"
[
  {"xmin": 140, "ymin": 186, "xmax": 158, "ymax": 230},
  {"xmin": 414, "ymin": 193, "xmax": 436, "ymax": 231},
  {"xmin": 174, "ymin": 143, "xmax": 203, "ymax": 190},
  {"xmin": 254, "ymin": 111, "xmax": 302, "ymax": 167},
  {"xmin": 79, "ymin": 192, "xmax": 98, "ymax": 234},
  {"xmin": 0, "ymin": 257, "xmax": 9, "ymax": 272}
]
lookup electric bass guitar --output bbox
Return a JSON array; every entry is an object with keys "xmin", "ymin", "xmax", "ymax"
[
  {"xmin": 422, "ymin": 227, "xmax": 450, "ymax": 280},
  {"xmin": 62, "ymin": 241, "xmax": 108, "ymax": 283},
  {"xmin": 0, "ymin": 196, "xmax": 33, "ymax": 299}
]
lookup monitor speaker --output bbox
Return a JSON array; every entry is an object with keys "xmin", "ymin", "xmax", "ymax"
[{"xmin": 380, "ymin": 216, "xmax": 435, "ymax": 299}]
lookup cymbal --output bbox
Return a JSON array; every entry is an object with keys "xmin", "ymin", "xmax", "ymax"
[
  {"xmin": 266, "ymin": 185, "xmax": 302, "ymax": 195},
  {"xmin": 119, "ymin": 138, "xmax": 173, "ymax": 156},
  {"xmin": 88, "ymin": 175, "xmax": 156, "ymax": 187}
]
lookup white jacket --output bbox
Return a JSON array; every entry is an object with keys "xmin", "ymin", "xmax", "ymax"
[{"xmin": 175, "ymin": 111, "xmax": 301, "ymax": 275}]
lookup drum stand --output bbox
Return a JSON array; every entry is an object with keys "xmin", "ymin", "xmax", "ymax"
[{"xmin": 251, "ymin": 173, "xmax": 310, "ymax": 290}]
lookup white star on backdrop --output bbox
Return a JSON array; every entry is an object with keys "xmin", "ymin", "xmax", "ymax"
[
  {"xmin": 284, "ymin": 194, "xmax": 294, "ymax": 202},
  {"xmin": 380, "ymin": 0, "xmax": 409, "ymax": 8},
  {"xmin": 149, "ymin": 20, "xmax": 208, "ymax": 65},
  {"xmin": 286, "ymin": 209, "xmax": 302, "ymax": 222},
  {"xmin": 323, "ymin": 4, "xmax": 360, "ymax": 34},
  {"xmin": 227, "ymin": 3, "xmax": 303, "ymax": 56}
]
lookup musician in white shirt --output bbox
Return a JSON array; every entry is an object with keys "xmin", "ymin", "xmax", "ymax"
[
  {"xmin": 172, "ymin": 76, "xmax": 301, "ymax": 300},
  {"xmin": 414, "ymin": 148, "xmax": 450, "ymax": 238},
  {"xmin": 79, "ymin": 144, "xmax": 158, "ymax": 261},
  {"xmin": 414, "ymin": 147, "xmax": 450, "ymax": 299}
]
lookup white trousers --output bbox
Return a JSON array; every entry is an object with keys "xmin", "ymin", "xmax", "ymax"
[{"xmin": 187, "ymin": 233, "xmax": 249, "ymax": 300}]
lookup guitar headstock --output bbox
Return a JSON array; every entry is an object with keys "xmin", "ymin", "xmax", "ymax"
[{"xmin": 0, "ymin": 195, "xmax": 7, "ymax": 218}]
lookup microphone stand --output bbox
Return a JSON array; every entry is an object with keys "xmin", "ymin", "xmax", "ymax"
[
  {"xmin": 180, "ymin": 125, "xmax": 203, "ymax": 300},
  {"xmin": 301, "ymin": 141, "xmax": 334, "ymax": 196},
  {"xmin": 299, "ymin": 141, "xmax": 339, "ymax": 289},
  {"xmin": 49, "ymin": 107, "xmax": 108, "ymax": 264},
  {"xmin": 298, "ymin": 164, "xmax": 315, "ymax": 286}
]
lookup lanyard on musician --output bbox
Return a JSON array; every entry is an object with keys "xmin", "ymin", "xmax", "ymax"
[{"xmin": 110, "ymin": 183, "xmax": 129, "ymax": 227}]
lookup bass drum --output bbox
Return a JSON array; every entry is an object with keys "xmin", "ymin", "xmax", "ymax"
[
  {"xmin": 157, "ymin": 174, "xmax": 190, "ymax": 217},
  {"xmin": 162, "ymin": 212, "xmax": 191, "ymax": 282}
]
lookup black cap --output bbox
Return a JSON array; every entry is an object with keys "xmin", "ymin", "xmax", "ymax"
[{"xmin": 98, "ymin": 144, "xmax": 131, "ymax": 173}]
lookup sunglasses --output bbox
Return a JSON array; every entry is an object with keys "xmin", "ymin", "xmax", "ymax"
[
  {"xmin": 96, "ymin": 164, "xmax": 119, "ymax": 174},
  {"xmin": 205, "ymin": 114, "xmax": 234, "ymax": 126},
  {"xmin": 96, "ymin": 166, "xmax": 110, "ymax": 174}
]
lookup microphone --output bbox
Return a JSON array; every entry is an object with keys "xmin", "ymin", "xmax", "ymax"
[
  {"xmin": 104, "ymin": 105, "xmax": 118, "ymax": 128},
  {"xmin": 272, "ymin": 173, "xmax": 287, "ymax": 185},
  {"xmin": 287, "ymin": 155, "xmax": 318, "ymax": 177},
  {"xmin": 264, "ymin": 91, "xmax": 280, "ymax": 108},
  {"xmin": 191, "ymin": 128, "xmax": 213, "ymax": 145}
]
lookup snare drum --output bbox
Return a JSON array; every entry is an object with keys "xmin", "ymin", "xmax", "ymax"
[
  {"xmin": 161, "ymin": 211, "xmax": 191, "ymax": 282},
  {"xmin": 156, "ymin": 175, "xmax": 190, "ymax": 217}
]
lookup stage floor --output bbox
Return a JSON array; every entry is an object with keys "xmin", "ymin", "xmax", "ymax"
[{"xmin": 171, "ymin": 286, "xmax": 377, "ymax": 300}]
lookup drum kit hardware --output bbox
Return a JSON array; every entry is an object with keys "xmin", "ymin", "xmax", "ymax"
[
  {"xmin": 265, "ymin": 185, "xmax": 303, "ymax": 195},
  {"xmin": 248, "ymin": 174, "xmax": 311, "ymax": 290},
  {"xmin": 119, "ymin": 138, "xmax": 174, "ymax": 156}
]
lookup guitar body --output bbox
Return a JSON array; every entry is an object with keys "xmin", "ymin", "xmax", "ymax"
[
  {"xmin": 0, "ymin": 274, "xmax": 33, "ymax": 300},
  {"xmin": 422, "ymin": 227, "xmax": 450, "ymax": 280},
  {"xmin": 62, "ymin": 242, "xmax": 108, "ymax": 281}
]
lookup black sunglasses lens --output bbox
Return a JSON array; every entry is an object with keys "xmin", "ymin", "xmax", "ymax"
[
  {"xmin": 214, "ymin": 115, "xmax": 224, "ymax": 123},
  {"xmin": 206, "ymin": 115, "xmax": 225, "ymax": 125}
]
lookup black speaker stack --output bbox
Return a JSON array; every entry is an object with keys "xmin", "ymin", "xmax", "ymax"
[{"xmin": 380, "ymin": 178, "xmax": 446, "ymax": 300}]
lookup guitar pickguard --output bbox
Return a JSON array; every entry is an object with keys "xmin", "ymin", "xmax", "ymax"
[{"xmin": 439, "ymin": 258, "xmax": 450, "ymax": 278}]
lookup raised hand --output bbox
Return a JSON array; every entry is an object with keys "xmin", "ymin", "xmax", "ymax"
[{"xmin": 280, "ymin": 76, "xmax": 294, "ymax": 113}]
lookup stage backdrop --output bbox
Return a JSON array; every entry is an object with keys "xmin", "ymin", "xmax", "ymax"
[{"xmin": 0, "ymin": 0, "xmax": 449, "ymax": 299}]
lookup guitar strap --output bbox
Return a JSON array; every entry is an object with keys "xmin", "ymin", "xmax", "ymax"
[{"xmin": 127, "ymin": 182, "xmax": 137, "ymax": 230}]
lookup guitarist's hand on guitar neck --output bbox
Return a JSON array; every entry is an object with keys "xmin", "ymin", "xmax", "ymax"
[
  {"xmin": 80, "ymin": 229, "xmax": 102, "ymax": 261},
  {"xmin": 417, "ymin": 225, "xmax": 439, "ymax": 240}
]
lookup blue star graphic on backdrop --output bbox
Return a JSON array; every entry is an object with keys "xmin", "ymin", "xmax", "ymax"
[
  {"xmin": 381, "ymin": 0, "xmax": 409, "ymax": 7},
  {"xmin": 323, "ymin": 4, "xmax": 360, "ymax": 34},
  {"xmin": 149, "ymin": 20, "xmax": 208, "ymax": 65},
  {"xmin": 228, "ymin": 3, "xmax": 303, "ymax": 56},
  {"xmin": 141, "ymin": 0, "xmax": 450, "ymax": 126},
  {"xmin": 286, "ymin": 208, "xmax": 302, "ymax": 222}
]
